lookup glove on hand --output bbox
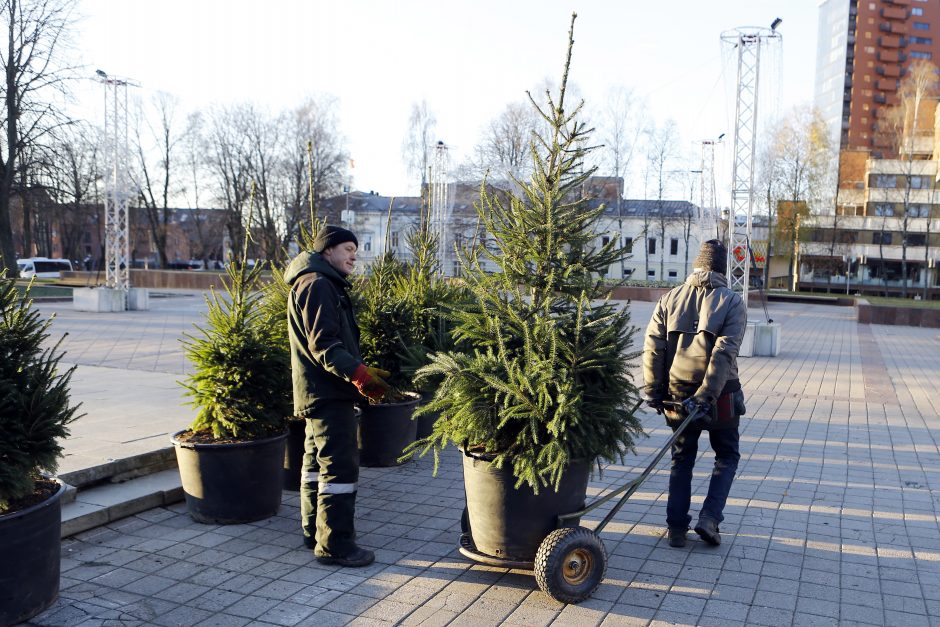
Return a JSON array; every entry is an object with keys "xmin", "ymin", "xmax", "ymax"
[
  {"xmin": 352, "ymin": 364, "xmax": 391, "ymax": 402},
  {"xmin": 682, "ymin": 397, "xmax": 712, "ymax": 424},
  {"xmin": 645, "ymin": 398, "xmax": 665, "ymax": 415}
]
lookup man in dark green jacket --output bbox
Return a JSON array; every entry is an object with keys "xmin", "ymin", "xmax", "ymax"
[
  {"xmin": 286, "ymin": 225, "xmax": 390, "ymax": 567},
  {"xmin": 643, "ymin": 239, "xmax": 747, "ymax": 548}
]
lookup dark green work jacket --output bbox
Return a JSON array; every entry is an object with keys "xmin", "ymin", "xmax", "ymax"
[{"xmin": 286, "ymin": 251, "xmax": 362, "ymax": 415}]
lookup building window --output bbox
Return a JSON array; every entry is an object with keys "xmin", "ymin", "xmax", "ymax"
[
  {"xmin": 873, "ymin": 231, "xmax": 893, "ymax": 245},
  {"xmin": 912, "ymin": 7, "xmax": 924, "ymax": 15},
  {"xmin": 908, "ymin": 204, "xmax": 931, "ymax": 217},
  {"xmin": 391, "ymin": 231, "xmax": 399, "ymax": 248},
  {"xmin": 873, "ymin": 174, "xmax": 896, "ymax": 188},
  {"xmin": 910, "ymin": 51, "xmax": 933, "ymax": 59},
  {"xmin": 648, "ymin": 238, "xmax": 656, "ymax": 255},
  {"xmin": 362, "ymin": 235, "xmax": 373, "ymax": 252},
  {"xmin": 910, "ymin": 36, "xmax": 933, "ymax": 45},
  {"xmin": 648, "ymin": 269, "xmax": 655, "ymax": 278},
  {"xmin": 910, "ymin": 176, "xmax": 927, "ymax": 189},
  {"xmin": 668, "ymin": 270, "xmax": 678, "ymax": 279},
  {"xmin": 624, "ymin": 268, "xmax": 633, "ymax": 277},
  {"xmin": 623, "ymin": 237, "xmax": 633, "ymax": 253},
  {"xmin": 874, "ymin": 204, "xmax": 895, "ymax": 216},
  {"xmin": 914, "ymin": 22, "xmax": 930, "ymax": 31},
  {"xmin": 602, "ymin": 236, "xmax": 610, "ymax": 247},
  {"xmin": 670, "ymin": 238, "xmax": 679, "ymax": 255},
  {"xmin": 906, "ymin": 233, "xmax": 927, "ymax": 246}
]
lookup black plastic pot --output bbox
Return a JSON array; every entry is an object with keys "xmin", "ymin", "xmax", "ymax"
[
  {"xmin": 172, "ymin": 430, "xmax": 287, "ymax": 524},
  {"xmin": 462, "ymin": 452, "xmax": 590, "ymax": 561},
  {"xmin": 358, "ymin": 393, "xmax": 421, "ymax": 467},
  {"xmin": 0, "ymin": 480, "xmax": 65, "ymax": 626},
  {"xmin": 283, "ymin": 418, "xmax": 306, "ymax": 491}
]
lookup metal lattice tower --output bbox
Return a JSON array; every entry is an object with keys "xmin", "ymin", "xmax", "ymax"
[
  {"xmin": 429, "ymin": 141, "xmax": 451, "ymax": 275},
  {"xmin": 721, "ymin": 26, "xmax": 781, "ymax": 307},
  {"xmin": 97, "ymin": 70, "xmax": 136, "ymax": 296}
]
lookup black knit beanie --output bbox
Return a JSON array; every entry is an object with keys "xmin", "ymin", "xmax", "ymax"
[
  {"xmin": 312, "ymin": 225, "xmax": 358, "ymax": 253},
  {"xmin": 694, "ymin": 239, "xmax": 727, "ymax": 274}
]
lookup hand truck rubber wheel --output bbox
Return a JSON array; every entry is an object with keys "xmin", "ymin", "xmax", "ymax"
[{"xmin": 534, "ymin": 526, "xmax": 607, "ymax": 604}]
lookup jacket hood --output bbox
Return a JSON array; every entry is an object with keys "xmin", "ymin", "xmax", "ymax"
[
  {"xmin": 284, "ymin": 251, "xmax": 350, "ymax": 287},
  {"xmin": 686, "ymin": 270, "xmax": 729, "ymax": 289}
]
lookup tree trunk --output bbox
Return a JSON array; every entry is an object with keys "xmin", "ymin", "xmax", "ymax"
[{"xmin": 0, "ymin": 1, "xmax": 19, "ymax": 274}]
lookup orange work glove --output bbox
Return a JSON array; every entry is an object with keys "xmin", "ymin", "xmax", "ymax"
[{"xmin": 351, "ymin": 364, "xmax": 391, "ymax": 401}]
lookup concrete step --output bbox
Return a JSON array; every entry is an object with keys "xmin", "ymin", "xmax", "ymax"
[
  {"xmin": 59, "ymin": 447, "xmax": 177, "ymax": 490},
  {"xmin": 61, "ymin": 468, "xmax": 184, "ymax": 538}
]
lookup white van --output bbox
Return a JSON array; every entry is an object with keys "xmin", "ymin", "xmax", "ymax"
[{"xmin": 17, "ymin": 257, "xmax": 73, "ymax": 279}]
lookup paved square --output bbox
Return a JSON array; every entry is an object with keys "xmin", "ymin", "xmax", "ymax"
[{"xmin": 26, "ymin": 297, "xmax": 940, "ymax": 625}]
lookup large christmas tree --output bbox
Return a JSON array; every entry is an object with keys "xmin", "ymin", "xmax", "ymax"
[{"xmin": 416, "ymin": 14, "xmax": 644, "ymax": 491}]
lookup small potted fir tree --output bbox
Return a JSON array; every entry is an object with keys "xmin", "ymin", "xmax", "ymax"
[
  {"xmin": 413, "ymin": 14, "xmax": 643, "ymax": 602},
  {"xmin": 0, "ymin": 275, "xmax": 82, "ymax": 624},
  {"xmin": 173, "ymin": 219, "xmax": 291, "ymax": 523},
  {"xmin": 398, "ymin": 212, "xmax": 466, "ymax": 439},
  {"xmin": 354, "ymin": 249, "xmax": 423, "ymax": 467}
]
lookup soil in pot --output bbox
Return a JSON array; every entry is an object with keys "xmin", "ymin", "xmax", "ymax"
[
  {"xmin": 0, "ymin": 478, "xmax": 65, "ymax": 626},
  {"xmin": 358, "ymin": 392, "xmax": 420, "ymax": 467},
  {"xmin": 173, "ymin": 430, "xmax": 287, "ymax": 524},
  {"xmin": 462, "ymin": 452, "xmax": 590, "ymax": 562}
]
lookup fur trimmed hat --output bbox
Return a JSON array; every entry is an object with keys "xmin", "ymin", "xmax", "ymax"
[
  {"xmin": 694, "ymin": 239, "xmax": 727, "ymax": 274},
  {"xmin": 312, "ymin": 225, "xmax": 358, "ymax": 253}
]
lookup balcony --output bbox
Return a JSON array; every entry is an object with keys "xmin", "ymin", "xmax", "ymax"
[
  {"xmin": 879, "ymin": 35, "xmax": 902, "ymax": 48},
  {"xmin": 876, "ymin": 64, "xmax": 902, "ymax": 77},
  {"xmin": 879, "ymin": 49, "xmax": 901, "ymax": 62},
  {"xmin": 876, "ymin": 78, "xmax": 899, "ymax": 91},
  {"xmin": 874, "ymin": 93, "xmax": 888, "ymax": 104},
  {"xmin": 881, "ymin": 6, "xmax": 908, "ymax": 19}
]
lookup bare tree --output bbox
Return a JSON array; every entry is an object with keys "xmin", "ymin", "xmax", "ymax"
[
  {"xmin": 644, "ymin": 119, "xmax": 680, "ymax": 280},
  {"xmin": 205, "ymin": 104, "xmax": 254, "ymax": 263},
  {"xmin": 402, "ymin": 100, "xmax": 436, "ymax": 191},
  {"xmin": 0, "ymin": 0, "xmax": 76, "ymax": 274},
  {"xmin": 280, "ymin": 96, "xmax": 349, "ymax": 245},
  {"xmin": 595, "ymin": 85, "xmax": 646, "ymax": 277},
  {"xmin": 41, "ymin": 121, "xmax": 98, "ymax": 263},
  {"xmin": 881, "ymin": 59, "xmax": 938, "ymax": 297},
  {"xmin": 766, "ymin": 106, "xmax": 832, "ymax": 290},
  {"xmin": 131, "ymin": 91, "xmax": 184, "ymax": 267}
]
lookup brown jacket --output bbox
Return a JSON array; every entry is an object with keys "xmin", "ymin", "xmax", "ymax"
[{"xmin": 643, "ymin": 270, "xmax": 747, "ymax": 408}]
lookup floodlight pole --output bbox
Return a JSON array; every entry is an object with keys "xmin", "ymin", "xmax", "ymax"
[
  {"xmin": 430, "ymin": 141, "xmax": 450, "ymax": 275},
  {"xmin": 97, "ymin": 70, "xmax": 138, "ymax": 302},
  {"xmin": 721, "ymin": 25, "xmax": 781, "ymax": 308}
]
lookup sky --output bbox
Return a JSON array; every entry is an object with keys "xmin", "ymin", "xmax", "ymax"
[{"xmin": 72, "ymin": 0, "xmax": 821, "ymax": 204}]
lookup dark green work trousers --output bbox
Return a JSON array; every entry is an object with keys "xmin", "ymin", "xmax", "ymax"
[{"xmin": 300, "ymin": 399, "xmax": 359, "ymax": 557}]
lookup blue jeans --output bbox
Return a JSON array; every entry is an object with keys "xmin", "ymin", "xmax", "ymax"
[{"xmin": 666, "ymin": 423, "xmax": 740, "ymax": 530}]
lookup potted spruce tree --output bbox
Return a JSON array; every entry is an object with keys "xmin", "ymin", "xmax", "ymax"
[
  {"xmin": 0, "ymin": 276, "xmax": 82, "ymax": 625},
  {"xmin": 173, "ymin": 219, "xmax": 291, "ymax": 524},
  {"xmin": 398, "ymin": 213, "xmax": 466, "ymax": 439},
  {"xmin": 354, "ymin": 249, "xmax": 423, "ymax": 467},
  {"xmin": 259, "ymin": 236, "xmax": 309, "ymax": 492},
  {"xmin": 412, "ymin": 14, "xmax": 643, "ymax": 602}
]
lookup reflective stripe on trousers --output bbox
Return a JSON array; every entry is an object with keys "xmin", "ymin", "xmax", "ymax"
[{"xmin": 319, "ymin": 481, "xmax": 357, "ymax": 494}]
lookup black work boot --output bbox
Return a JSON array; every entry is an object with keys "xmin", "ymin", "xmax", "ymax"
[
  {"xmin": 667, "ymin": 527, "xmax": 687, "ymax": 548},
  {"xmin": 694, "ymin": 518, "xmax": 721, "ymax": 546},
  {"xmin": 316, "ymin": 546, "xmax": 375, "ymax": 567}
]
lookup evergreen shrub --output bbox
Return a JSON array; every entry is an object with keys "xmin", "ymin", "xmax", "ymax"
[{"xmin": 0, "ymin": 276, "xmax": 81, "ymax": 512}]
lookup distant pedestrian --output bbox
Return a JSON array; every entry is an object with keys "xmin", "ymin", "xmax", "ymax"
[
  {"xmin": 284, "ymin": 225, "xmax": 390, "ymax": 567},
  {"xmin": 642, "ymin": 239, "xmax": 747, "ymax": 548}
]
